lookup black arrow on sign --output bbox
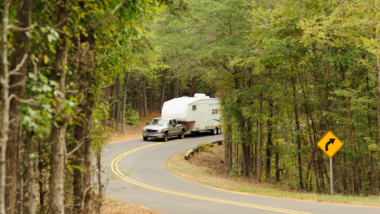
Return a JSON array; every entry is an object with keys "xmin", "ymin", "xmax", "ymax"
[{"xmin": 325, "ymin": 139, "xmax": 335, "ymax": 151}]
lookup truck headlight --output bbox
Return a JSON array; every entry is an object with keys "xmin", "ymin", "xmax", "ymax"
[
  {"xmin": 143, "ymin": 128, "xmax": 146, "ymax": 132},
  {"xmin": 157, "ymin": 129, "xmax": 164, "ymax": 133}
]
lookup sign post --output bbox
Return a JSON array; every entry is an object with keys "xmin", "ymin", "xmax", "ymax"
[
  {"xmin": 316, "ymin": 131, "xmax": 344, "ymax": 195},
  {"xmin": 330, "ymin": 158, "xmax": 333, "ymax": 195}
]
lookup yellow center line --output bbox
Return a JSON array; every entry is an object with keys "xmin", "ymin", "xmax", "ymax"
[{"xmin": 110, "ymin": 142, "xmax": 312, "ymax": 214}]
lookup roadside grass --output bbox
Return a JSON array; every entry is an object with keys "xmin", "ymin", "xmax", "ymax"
[
  {"xmin": 101, "ymin": 197, "xmax": 162, "ymax": 214},
  {"xmin": 166, "ymin": 145, "xmax": 380, "ymax": 206}
]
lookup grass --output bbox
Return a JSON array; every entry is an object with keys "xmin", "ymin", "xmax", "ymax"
[{"xmin": 166, "ymin": 144, "xmax": 380, "ymax": 207}]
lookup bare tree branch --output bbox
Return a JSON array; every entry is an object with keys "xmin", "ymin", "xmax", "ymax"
[
  {"xmin": 7, "ymin": 24, "xmax": 35, "ymax": 31},
  {"xmin": 9, "ymin": 54, "xmax": 28, "ymax": 76},
  {"xmin": 8, "ymin": 80, "xmax": 26, "ymax": 89},
  {"xmin": 67, "ymin": 137, "xmax": 87, "ymax": 157},
  {"xmin": 30, "ymin": 54, "xmax": 38, "ymax": 76},
  {"xmin": 7, "ymin": 94, "xmax": 36, "ymax": 105},
  {"xmin": 91, "ymin": 2, "xmax": 123, "ymax": 29},
  {"xmin": 101, "ymin": 83, "xmax": 115, "ymax": 89}
]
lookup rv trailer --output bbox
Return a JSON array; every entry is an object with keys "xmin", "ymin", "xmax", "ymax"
[{"xmin": 161, "ymin": 93, "xmax": 222, "ymax": 134}]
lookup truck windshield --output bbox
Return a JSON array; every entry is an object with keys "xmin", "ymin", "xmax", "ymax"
[{"xmin": 150, "ymin": 119, "xmax": 168, "ymax": 126}]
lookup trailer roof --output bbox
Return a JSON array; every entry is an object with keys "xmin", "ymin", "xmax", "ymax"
[{"xmin": 165, "ymin": 96, "xmax": 218, "ymax": 105}]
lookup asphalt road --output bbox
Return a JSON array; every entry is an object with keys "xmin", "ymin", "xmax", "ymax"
[{"xmin": 103, "ymin": 132, "xmax": 380, "ymax": 214}]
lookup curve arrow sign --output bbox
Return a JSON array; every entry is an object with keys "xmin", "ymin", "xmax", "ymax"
[{"xmin": 325, "ymin": 138, "xmax": 335, "ymax": 151}]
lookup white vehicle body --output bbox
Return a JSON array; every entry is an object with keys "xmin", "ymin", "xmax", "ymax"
[{"xmin": 161, "ymin": 93, "xmax": 221, "ymax": 133}]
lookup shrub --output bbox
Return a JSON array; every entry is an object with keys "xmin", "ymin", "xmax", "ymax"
[
  {"xmin": 229, "ymin": 164, "xmax": 241, "ymax": 178},
  {"xmin": 125, "ymin": 103, "xmax": 139, "ymax": 125}
]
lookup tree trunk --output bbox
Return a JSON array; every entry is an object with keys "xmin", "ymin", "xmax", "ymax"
[
  {"xmin": 112, "ymin": 82, "xmax": 117, "ymax": 129},
  {"xmin": 149, "ymin": 80, "xmax": 153, "ymax": 115},
  {"xmin": 72, "ymin": 73, "xmax": 90, "ymax": 212},
  {"xmin": 49, "ymin": 2, "xmax": 69, "ymax": 213},
  {"xmin": 104, "ymin": 87, "xmax": 109, "ymax": 127},
  {"xmin": 374, "ymin": 28, "xmax": 380, "ymax": 194},
  {"xmin": 159, "ymin": 70, "xmax": 165, "ymax": 112},
  {"xmin": 275, "ymin": 139, "xmax": 280, "ymax": 182},
  {"xmin": 254, "ymin": 122, "xmax": 258, "ymax": 177},
  {"xmin": 178, "ymin": 79, "xmax": 182, "ymax": 97},
  {"xmin": 72, "ymin": 44, "xmax": 91, "ymax": 212},
  {"xmin": 190, "ymin": 74, "xmax": 197, "ymax": 96},
  {"xmin": 172, "ymin": 78, "xmax": 174, "ymax": 99},
  {"xmin": 83, "ymin": 109, "xmax": 94, "ymax": 213},
  {"xmin": 143, "ymin": 77, "xmax": 147, "ymax": 117},
  {"xmin": 5, "ymin": 1, "xmax": 32, "ymax": 213},
  {"xmin": 122, "ymin": 75, "xmax": 127, "ymax": 133},
  {"xmin": 0, "ymin": 2, "xmax": 10, "ymax": 212},
  {"xmin": 72, "ymin": 123, "xmax": 85, "ymax": 213},
  {"xmin": 137, "ymin": 84, "xmax": 141, "ymax": 119},
  {"xmin": 239, "ymin": 117, "xmax": 250, "ymax": 177},
  {"xmin": 116, "ymin": 77, "xmax": 120, "ymax": 132},
  {"xmin": 174, "ymin": 77, "xmax": 179, "ymax": 98},
  {"xmin": 265, "ymin": 97, "xmax": 273, "ymax": 182},
  {"xmin": 109, "ymin": 85, "xmax": 114, "ymax": 127},
  {"xmin": 292, "ymin": 76, "xmax": 304, "ymax": 189},
  {"xmin": 224, "ymin": 123, "xmax": 233, "ymax": 173},
  {"xmin": 312, "ymin": 159, "xmax": 321, "ymax": 193},
  {"xmin": 95, "ymin": 150, "xmax": 102, "ymax": 214},
  {"xmin": 27, "ymin": 131, "xmax": 36, "ymax": 214},
  {"xmin": 257, "ymin": 94, "xmax": 263, "ymax": 182},
  {"xmin": 37, "ymin": 141, "xmax": 45, "ymax": 213}
]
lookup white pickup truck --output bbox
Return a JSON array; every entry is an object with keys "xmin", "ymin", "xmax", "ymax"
[{"xmin": 143, "ymin": 118, "xmax": 187, "ymax": 142}]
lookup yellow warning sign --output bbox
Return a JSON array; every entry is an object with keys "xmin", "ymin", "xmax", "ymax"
[{"xmin": 317, "ymin": 131, "xmax": 344, "ymax": 158}]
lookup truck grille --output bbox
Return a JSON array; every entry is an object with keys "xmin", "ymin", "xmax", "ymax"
[{"xmin": 146, "ymin": 129, "xmax": 157, "ymax": 133}]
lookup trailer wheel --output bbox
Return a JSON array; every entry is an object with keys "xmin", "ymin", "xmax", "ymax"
[
  {"xmin": 213, "ymin": 128, "xmax": 217, "ymax": 135},
  {"xmin": 219, "ymin": 128, "xmax": 222, "ymax": 135},
  {"xmin": 178, "ymin": 130, "xmax": 185, "ymax": 139},
  {"xmin": 163, "ymin": 133, "xmax": 168, "ymax": 142},
  {"xmin": 143, "ymin": 137, "xmax": 148, "ymax": 141}
]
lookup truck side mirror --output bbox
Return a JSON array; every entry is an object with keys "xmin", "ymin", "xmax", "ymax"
[{"xmin": 146, "ymin": 122, "xmax": 149, "ymax": 125}]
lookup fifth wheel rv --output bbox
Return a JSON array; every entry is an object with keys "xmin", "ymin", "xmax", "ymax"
[{"xmin": 161, "ymin": 93, "xmax": 222, "ymax": 135}]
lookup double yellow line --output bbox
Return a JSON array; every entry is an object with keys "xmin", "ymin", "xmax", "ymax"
[{"xmin": 110, "ymin": 142, "xmax": 312, "ymax": 214}]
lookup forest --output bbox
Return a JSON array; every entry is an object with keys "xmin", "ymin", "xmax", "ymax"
[{"xmin": 1, "ymin": 0, "xmax": 380, "ymax": 213}]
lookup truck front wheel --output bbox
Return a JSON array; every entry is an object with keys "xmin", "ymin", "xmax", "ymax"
[
  {"xmin": 163, "ymin": 133, "xmax": 168, "ymax": 142},
  {"xmin": 178, "ymin": 130, "xmax": 185, "ymax": 139}
]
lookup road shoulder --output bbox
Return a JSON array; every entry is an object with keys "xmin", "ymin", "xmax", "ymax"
[{"xmin": 165, "ymin": 144, "xmax": 380, "ymax": 207}]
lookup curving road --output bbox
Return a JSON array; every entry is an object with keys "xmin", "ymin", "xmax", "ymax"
[{"xmin": 103, "ymin": 133, "xmax": 380, "ymax": 214}]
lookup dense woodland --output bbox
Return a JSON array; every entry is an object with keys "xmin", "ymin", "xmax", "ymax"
[{"xmin": 0, "ymin": 0, "xmax": 380, "ymax": 214}]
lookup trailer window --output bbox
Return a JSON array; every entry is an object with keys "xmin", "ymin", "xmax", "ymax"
[
  {"xmin": 212, "ymin": 109, "xmax": 219, "ymax": 114},
  {"xmin": 192, "ymin": 105, "xmax": 196, "ymax": 111}
]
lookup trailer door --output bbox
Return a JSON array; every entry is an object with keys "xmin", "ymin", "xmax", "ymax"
[{"xmin": 197, "ymin": 104, "xmax": 207, "ymax": 130}]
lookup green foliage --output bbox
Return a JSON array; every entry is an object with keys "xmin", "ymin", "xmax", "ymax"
[
  {"xmin": 125, "ymin": 103, "xmax": 140, "ymax": 125},
  {"xmin": 229, "ymin": 164, "xmax": 241, "ymax": 178}
]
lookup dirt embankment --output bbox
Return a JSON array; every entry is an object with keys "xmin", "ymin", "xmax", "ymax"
[
  {"xmin": 101, "ymin": 198, "xmax": 162, "ymax": 214},
  {"xmin": 107, "ymin": 112, "xmax": 161, "ymax": 143}
]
